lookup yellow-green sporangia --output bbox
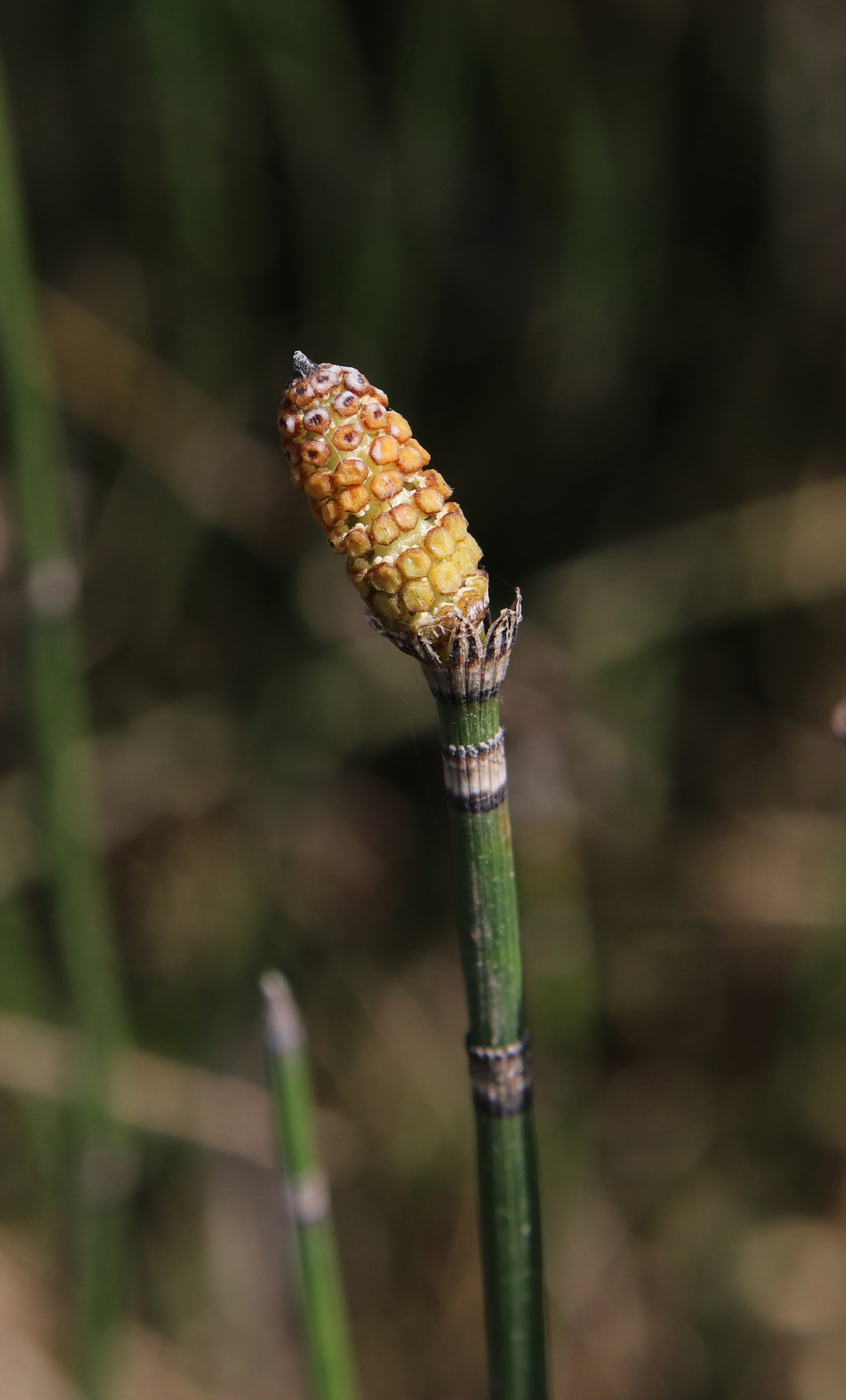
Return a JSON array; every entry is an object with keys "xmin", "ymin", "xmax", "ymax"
[{"xmin": 279, "ymin": 352, "xmax": 489, "ymax": 643}]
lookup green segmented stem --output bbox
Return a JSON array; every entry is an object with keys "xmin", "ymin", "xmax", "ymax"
[
  {"xmin": 434, "ymin": 686, "xmax": 547, "ymax": 1400},
  {"xmin": 261, "ymin": 972, "xmax": 358, "ymax": 1400},
  {"xmin": 0, "ymin": 50, "xmax": 129, "ymax": 1397}
]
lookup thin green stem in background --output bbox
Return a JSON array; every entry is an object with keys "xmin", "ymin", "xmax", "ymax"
[
  {"xmin": 0, "ymin": 49, "xmax": 130, "ymax": 1400},
  {"xmin": 434, "ymin": 683, "xmax": 546, "ymax": 1400},
  {"xmin": 261, "ymin": 970, "xmax": 358, "ymax": 1400}
]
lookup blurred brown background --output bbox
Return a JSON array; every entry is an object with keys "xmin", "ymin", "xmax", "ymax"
[{"xmin": 2, "ymin": 0, "xmax": 846, "ymax": 1396}]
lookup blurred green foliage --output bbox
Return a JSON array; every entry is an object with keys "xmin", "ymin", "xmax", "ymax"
[{"xmin": 0, "ymin": 1, "xmax": 846, "ymax": 1397}]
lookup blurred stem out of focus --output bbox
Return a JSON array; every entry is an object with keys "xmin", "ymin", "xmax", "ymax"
[
  {"xmin": 262, "ymin": 970, "xmax": 358, "ymax": 1400},
  {"xmin": 0, "ymin": 45, "xmax": 128, "ymax": 1400}
]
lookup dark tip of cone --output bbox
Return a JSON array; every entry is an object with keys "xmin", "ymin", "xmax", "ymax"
[{"xmin": 293, "ymin": 350, "xmax": 317, "ymax": 379}]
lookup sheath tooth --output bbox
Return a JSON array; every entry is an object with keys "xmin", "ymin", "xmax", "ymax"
[{"xmin": 441, "ymin": 729, "xmax": 507, "ymax": 814}]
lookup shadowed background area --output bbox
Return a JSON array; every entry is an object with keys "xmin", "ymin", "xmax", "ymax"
[{"xmin": 1, "ymin": 0, "xmax": 846, "ymax": 1397}]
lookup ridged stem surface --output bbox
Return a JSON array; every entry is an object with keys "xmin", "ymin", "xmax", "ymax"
[
  {"xmin": 0, "ymin": 51, "xmax": 128, "ymax": 1398},
  {"xmin": 435, "ymin": 692, "xmax": 546, "ymax": 1400},
  {"xmin": 261, "ymin": 972, "xmax": 358, "ymax": 1400}
]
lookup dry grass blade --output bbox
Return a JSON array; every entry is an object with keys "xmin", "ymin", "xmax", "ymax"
[
  {"xmin": 0, "ymin": 1010, "xmax": 273, "ymax": 1168},
  {"xmin": 41, "ymin": 288, "xmax": 285, "ymax": 552},
  {"xmin": 539, "ymin": 475, "xmax": 846, "ymax": 671}
]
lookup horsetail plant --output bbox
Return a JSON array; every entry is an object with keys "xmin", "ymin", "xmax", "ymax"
[
  {"xmin": 261, "ymin": 971, "xmax": 358, "ymax": 1400},
  {"xmin": 279, "ymin": 354, "xmax": 546, "ymax": 1400},
  {"xmin": 0, "ymin": 49, "xmax": 130, "ymax": 1399}
]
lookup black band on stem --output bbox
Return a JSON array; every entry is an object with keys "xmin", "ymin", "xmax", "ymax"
[
  {"xmin": 466, "ymin": 1033, "xmax": 533, "ymax": 1118},
  {"xmin": 442, "ymin": 727, "xmax": 508, "ymax": 813}
]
